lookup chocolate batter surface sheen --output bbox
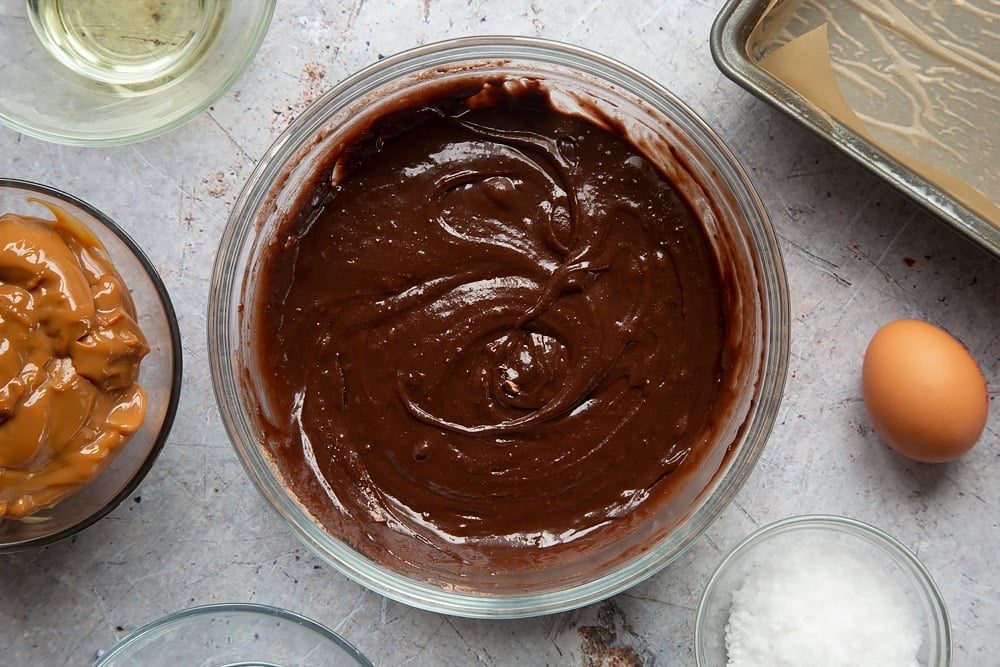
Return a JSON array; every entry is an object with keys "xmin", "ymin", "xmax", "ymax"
[{"xmin": 255, "ymin": 84, "xmax": 728, "ymax": 576}]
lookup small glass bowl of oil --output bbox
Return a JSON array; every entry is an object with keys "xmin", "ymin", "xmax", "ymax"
[
  {"xmin": 27, "ymin": 0, "xmax": 225, "ymax": 87},
  {"xmin": 0, "ymin": 0, "xmax": 275, "ymax": 145}
]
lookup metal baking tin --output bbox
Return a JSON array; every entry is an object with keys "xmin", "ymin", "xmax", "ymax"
[{"xmin": 710, "ymin": 0, "xmax": 1000, "ymax": 258}]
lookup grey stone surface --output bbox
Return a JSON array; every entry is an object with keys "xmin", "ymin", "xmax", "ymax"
[{"xmin": 1, "ymin": 2, "xmax": 997, "ymax": 665}]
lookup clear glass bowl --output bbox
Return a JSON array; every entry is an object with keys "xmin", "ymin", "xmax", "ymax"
[
  {"xmin": 208, "ymin": 36, "xmax": 790, "ymax": 618},
  {"xmin": 0, "ymin": 179, "xmax": 182, "ymax": 550},
  {"xmin": 92, "ymin": 603, "xmax": 373, "ymax": 667},
  {"xmin": 0, "ymin": 1, "xmax": 275, "ymax": 146},
  {"xmin": 696, "ymin": 515, "xmax": 952, "ymax": 666}
]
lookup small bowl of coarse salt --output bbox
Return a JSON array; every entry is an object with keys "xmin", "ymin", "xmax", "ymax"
[{"xmin": 695, "ymin": 514, "xmax": 951, "ymax": 667}]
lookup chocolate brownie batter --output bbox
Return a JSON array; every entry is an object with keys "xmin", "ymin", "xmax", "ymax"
[{"xmin": 254, "ymin": 79, "xmax": 734, "ymax": 585}]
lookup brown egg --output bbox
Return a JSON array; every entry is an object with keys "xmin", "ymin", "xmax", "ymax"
[{"xmin": 862, "ymin": 319, "xmax": 989, "ymax": 462}]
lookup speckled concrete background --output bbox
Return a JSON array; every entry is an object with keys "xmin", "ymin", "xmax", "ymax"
[{"xmin": 1, "ymin": 2, "xmax": 997, "ymax": 665}]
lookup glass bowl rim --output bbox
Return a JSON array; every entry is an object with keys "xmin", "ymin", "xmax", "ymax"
[
  {"xmin": 694, "ymin": 513, "xmax": 953, "ymax": 665},
  {"xmin": 92, "ymin": 601, "xmax": 375, "ymax": 667},
  {"xmin": 0, "ymin": 1, "xmax": 277, "ymax": 147},
  {"xmin": 209, "ymin": 34, "xmax": 790, "ymax": 618},
  {"xmin": 0, "ymin": 177, "xmax": 183, "ymax": 550}
]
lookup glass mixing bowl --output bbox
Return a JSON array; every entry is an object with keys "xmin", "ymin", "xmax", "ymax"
[
  {"xmin": 0, "ymin": 179, "xmax": 182, "ymax": 550},
  {"xmin": 93, "ymin": 603, "xmax": 373, "ymax": 667},
  {"xmin": 696, "ymin": 515, "xmax": 951, "ymax": 666},
  {"xmin": 209, "ymin": 36, "xmax": 789, "ymax": 618}
]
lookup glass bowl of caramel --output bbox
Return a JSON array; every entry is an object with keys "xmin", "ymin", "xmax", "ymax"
[
  {"xmin": 0, "ymin": 179, "xmax": 182, "ymax": 551},
  {"xmin": 209, "ymin": 36, "xmax": 790, "ymax": 617}
]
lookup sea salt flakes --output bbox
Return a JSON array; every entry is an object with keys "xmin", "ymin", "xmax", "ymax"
[{"xmin": 724, "ymin": 543, "xmax": 922, "ymax": 667}]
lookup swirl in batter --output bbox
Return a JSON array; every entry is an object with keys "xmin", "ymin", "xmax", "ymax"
[{"xmin": 255, "ymin": 82, "xmax": 730, "ymax": 580}]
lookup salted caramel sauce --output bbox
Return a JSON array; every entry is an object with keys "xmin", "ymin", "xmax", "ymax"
[{"xmin": 0, "ymin": 202, "xmax": 148, "ymax": 519}]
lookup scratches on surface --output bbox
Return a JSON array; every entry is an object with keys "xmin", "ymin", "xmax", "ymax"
[
  {"xmin": 780, "ymin": 233, "xmax": 853, "ymax": 287},
  {"xmin": 445, "ymin": 617, "xmax": 497, "ymax": 666},
  {"xmin": 162, "ymin": 469, "xmax": 199, "ymax": 502},
  {"xmin": 346, "ymin": 0, "xmax": 368, "ymax": 31},
  {"xmin": 128, "ymin": 146, "xmax": 188, "ymax": 198},
  {"xmin": 204, "ymin": 111, "xmax": 255, "ymax": 164},
  {"xmin": 621, "ymin": 589, "xmax": 697, "ymax": 613},
  {"xmin": 270, "ymin": 62, "xmax": 329, "ymax": 136},
  {"xmin": 840, "ymin": 210, "xmax": 915, "ymax": 313},
  {"xmin": 732, "ymin": 499, "xmax": 759, "ymax": 529},
  {"xmin": 562, "ymin": 0, "xmax": 604, "ymax": 39},
  {"xmin": 331, "ymin": 588, "xmax": 370, "ymax": 634},
  {"xmin": 636, "ymin": 1, "xmax": 670, "ymax": 31}
]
